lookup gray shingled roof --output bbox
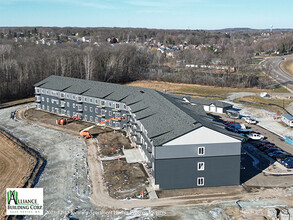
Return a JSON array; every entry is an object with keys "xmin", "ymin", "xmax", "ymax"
[{"xmin": 35, "ymin": 75, "xmax": 241, "ymax": 145}]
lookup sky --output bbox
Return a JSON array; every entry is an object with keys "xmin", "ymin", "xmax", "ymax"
[{"xmin": 0, "ymin": 0, "xmax": 292, "ymax": 29}]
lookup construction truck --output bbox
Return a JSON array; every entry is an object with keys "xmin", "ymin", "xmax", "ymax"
[
  {"xmin": 80, "ymin": 116, "xmax": 123, "ymax": 138},
  {"xmin": 56, "ymin": 115, "xmax": 80, "ymax": 125}
]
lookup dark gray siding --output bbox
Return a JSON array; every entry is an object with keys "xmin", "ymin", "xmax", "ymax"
[{"xmin": 155, "ymin": 155, "xmax": 241, "ymax": 189}]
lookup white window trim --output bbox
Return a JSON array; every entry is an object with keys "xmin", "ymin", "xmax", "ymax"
[
  {"xmin": 197, "ymin": 162, "xmax": 205, "ymax": 171},
  {"xmin": 197, "ymin": 177, "xmax": 204, "ymax": 186},
  {"xmin": 198, "ymin": 146, "xmax": 205, "ymax": 155}
]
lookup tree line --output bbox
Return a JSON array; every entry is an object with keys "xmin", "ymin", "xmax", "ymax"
[{"xmin": 1, "ymin": 27, "xmax": 293, "ymax": 102}]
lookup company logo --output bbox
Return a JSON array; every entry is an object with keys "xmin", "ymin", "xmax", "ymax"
[
  {"xmin": 6, "ymin": 188, "xmax": 43, "ymax": 216},
  {"xmin": 7, "ymin": 190, "xmax": 18, "ymax": 205}
]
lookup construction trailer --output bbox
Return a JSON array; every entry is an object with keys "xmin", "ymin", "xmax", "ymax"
[
  {"xmin": 34, "ymin": 75, "xmax": 242, "ymax": 190},
  {"xmin": 281, "ymin": 114, "xmax": 293, "ymax": 127}
]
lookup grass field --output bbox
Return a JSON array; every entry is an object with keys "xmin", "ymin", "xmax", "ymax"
[
  {"xmin": 234, "ymin": 96, "xmax": 292, "ymax": 115},
  {"xmin": 126, "ymin": 80, "xmax": 289, "ymax": 99},
  {"xmin": 0, "ymin": 97, "xmax": 34, "ymax": 109},
  {"xmin": 280, "ymin": 58, "xmax": 293, "ymax": 76}
]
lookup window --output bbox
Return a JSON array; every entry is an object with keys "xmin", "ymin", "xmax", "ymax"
[
  {"xmin": 55, "ymin": 108, "xmax": 59, "ymax": 114},
  {"xmin": 51, "ymin": 107, "xmax": 54, "ymax": 112},
  {"xmin": 67, "ymin": 102, "xmax": 70, "ymax": 107},
  {"xmin": 95, "ymin": 99, "xmax": 99, "ymax": 105},
  {"xmin": 90, "ymin": 107, "xmax": 93, "ymax": 112},
  {"xmin": 90, "ymin": 116, "xmax": 93, "ymax": 121},
  {"xmin": 197, "ymin": 177, "xmax": 204, "ymax": 186},
  {"xmin": 46, "ymin": 90, "xmax": 49, "ymax": 95},
  {"xmin": 60, "ymin": 92, "xmax": 65, "ymax": 98},
  {"xmin": 89, "ymin": 98, "xmax": 93, "ymax": 103},
  {"xmin": 95, "ymin": 117, "xmax": 99, "ymax": 123},
  {"xmin": 42, "ymin": 105, "xmax": 45, "ymax": 110},
  {"xmin": 66, "ymin": 94, "xmax": 70, "ymax": 99},
  {"xmin": 197, "ymin": 162, "xmax": 205, "ymax": 171},
  {"xmin": 77, "ymin": 96, "xmax": 82, "ymax": 102},
  {"xmin": 47, "ymin": 98, "xmax": 49, "ymax": 103},
  {"xmin": 47, "ymin": 106, "xmax": 50, "ymax": 111},
  {"xmin": 101, "ymin": 109, "xmax": 106, "ymax": 115},
  {"xmin": 35, "ymin": 88, "xmax": 40, "ymax": 94},
  {"xmin": 42, "ymin": 97, "xmax": 44, "ymax": 102},
  {"xmin": 95, "ymin": 108, "xmax": 99, "ymax": 113},
  {"xmin": 37, "ymin": 104, "xmax": 41, "ymax": 109},
  {"xmin": 198, "ymin": 147, "xmax": 205, "ymax": 155},
  {"xmin": 84, "ymin": 115, "xmax": 88, "ymax": 121},
  {"xmin": 77, "ymin": 105, "xmax": 82, "ymax": 111},
  {"xmin": 115, "ymin": 122, "xmax": 120, "ymax": 128},
  {"xmin": 115, "ymin": 103, "xmax": 120, "ymax": 109},
  {"xmin": 84, "ymin": 97, "xmax": 88, "ymax": 102},
  {"xmin": 73, "ymin": 112, "xmax": 76, "ymax": 117},
  {"xmin": 41, "ymin": 89, "xmax": 44, "ymax": 94},
  {"xmin": 51, "ymin": 99, "xmax": 54, "ymax": 104},
  {"xmin": 84, "ymin": 106, "xmax": 88, "ymax": 111},
  {"xmin": 73, "ymin": 103, "xmax": 76, "ymax": 108},
  {"xmin": 108, "ymin": 102, "xmax": 112, "ymax": 107},
  {"xmin": 109, "ymin": 120, "xmax": 112, "ymax": 126},
  {"xmin": 67, "ymin": 111, "xmax": 70, "ymax": 117},
  {"xmin": 109, "ymin": 111, "xmax": 112, "ymax": 116},
  {"xmin": 123, "ymin": 104, "xmax": 127, "ymax": 110},
  {"xmin": 101, "ymin": 100, "xmax": 105, "ymax": 106},
  {"xmin": 56, "ymin": 100, "xmax": 59, "ymax": 105},
  {"xmin": 72, "ymin": 95, "xmax": 76, "ymax": 100}
]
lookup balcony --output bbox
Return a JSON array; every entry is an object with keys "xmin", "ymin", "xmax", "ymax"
[
  {"xmin": 59, "ymin": 92, "xmax": 65, "ymax": 100},
  {"xmin": 97, "ymin": 105, "xmax": 106, "ymax": 108},
  {"xmin": 76, "ymin": 96, "xmax": 82, "ymax": 103},
  {"xmin": 35, "ymin": 88, "xmax": 41, "ymax": 94},
  {"xmin": 135, "ymin": 139, "xmax": 143, "ymax": 145},
  {"xmin": 97, "ymin": 114, "xmax": 106, "ymax": 118},
  {"xmin": 35, "ymin": 95, "xmax": 41, "ymax": 102},
  {"xmin": 59, "ymin": 101, "xmax": 65, "ymax": 108},
  {"xmin": 113, "ymin": 108, "xmax": 121, "ymax": 112},
  {"xmin": 147, "ymin": 147, "xmax": 152, "ymax": 153},
  {"xmin": 76, "ymin": 105, "xmax": 83, "ymax": 112}
]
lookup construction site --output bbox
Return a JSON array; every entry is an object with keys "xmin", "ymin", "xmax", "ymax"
[
  {"xmin": 0, "ymin": 75, "xmax": 292, "ymax": 219},
  {"xmin": 0, "ymin": 98, "xmax": 291, "ymax": 219}
]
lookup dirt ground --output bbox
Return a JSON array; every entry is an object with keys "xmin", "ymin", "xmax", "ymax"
[
  {"xmin": 22, "ymin": 107, "xmax": 148, "ymax": 201},
  {"xmin": 95, "ymin": 130, "xmax": 133, "ymax": 157},
  {"xmin": 0, "ymin": 129, "xmax": 40, "ymax": 219},
  {"xmin": 102, "ymin": 159, "xmax": 148, "ymax": 200},
  {"xmin": 157, "ymin": 185, "xmax": 244, "ymax": 199}
]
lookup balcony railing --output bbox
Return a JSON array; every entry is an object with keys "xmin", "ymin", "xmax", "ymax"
[{"xmin": 35, "ymin": 95, "xmax": 41, "ymax": 102}]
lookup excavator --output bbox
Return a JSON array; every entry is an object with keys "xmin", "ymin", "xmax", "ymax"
[
  {"xmin": 57, "ymin": 115, "xmax": 80, "ymax": 125},
  {"xmin": 80, "ymin": 116, "xmax": 123, "ymax": 138}
]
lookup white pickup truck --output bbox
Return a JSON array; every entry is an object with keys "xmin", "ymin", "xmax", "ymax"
[
  {"xmin": 243, "ymin": 116, "xmax": 257, "ymax": 124},
  {"xmin": 247, "ymin": 133, "xmax": 264, "ymax": 140}
]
